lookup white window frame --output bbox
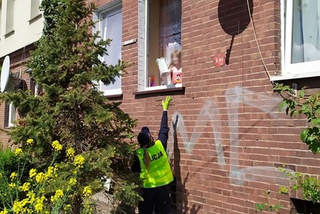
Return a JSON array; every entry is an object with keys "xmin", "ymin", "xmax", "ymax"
[
  {"xmin": 8, "ymin": 102, "xmax": 15, "ymax": 127},
  {"xmin": 4, "ymin": 102, "xmax": 15, "ymax": 128},
  {"xmin": 273, "ymin": 0, "xmax": 320, "ymax": 81},
  {"xmin": 138, "ymin": 0, "xmax": 182, "ymax": 92},
  {"xmin": 95, "ymin": 1, "xmax": 123, "ymax": 96}
]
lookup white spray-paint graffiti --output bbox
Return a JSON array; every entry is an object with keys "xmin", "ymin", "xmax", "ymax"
[
  {"xmin": 169, "ymin": 86, "xmax": 293, "ymax": 185},
  {"xmin": 170, "ymin": 99, "xmax": 226, "ymax": 166}
]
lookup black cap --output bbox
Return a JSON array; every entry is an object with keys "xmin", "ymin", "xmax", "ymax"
[
  {"xmin": 141, "ymin": 127, "xmax": 150, "ymax": 133},
  {"xmin": 137, "ymin": 131, "xmax": 150, "ymax": 147}
]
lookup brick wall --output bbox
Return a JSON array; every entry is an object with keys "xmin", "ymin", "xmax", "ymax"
[
  {"xmin": 0, "ymin": 46, "xmax": 33, "ymax": 149},
  {"xmin": 116, "ymin": 0, "xmax": 317, "ymax": 213},
  {"xmin": 1, "ymin": 0, "xmax": 320, "ymax": 213}
]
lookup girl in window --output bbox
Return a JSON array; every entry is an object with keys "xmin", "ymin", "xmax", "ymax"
[{"xmin": 169, "ymin": 50, "xmax": 182, "ymax": 85}]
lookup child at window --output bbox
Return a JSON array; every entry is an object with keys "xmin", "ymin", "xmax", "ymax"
[{"xmin": 169, "ymin": 50, "xmax": 182, "ymax": 85}]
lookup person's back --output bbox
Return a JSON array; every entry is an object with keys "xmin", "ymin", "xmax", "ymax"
[{"xmin": 132, "ymin": 96, "xmax": 173, "ymax": 214}]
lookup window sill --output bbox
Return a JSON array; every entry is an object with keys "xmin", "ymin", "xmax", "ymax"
[
  {"xmin": 270, "ymin": 72, "xmax": 320, "ymax": 81},
  {"xmin": 134, "ymin": 84, "xmax": 185, "ymax": 98},
  {"xmin": 105, "ymin": 93, "xmax": 122, "ymax": 100},
  {"xmin": 4, "ymin": 30, "xmax": 15, "ymax": 38},
  {"xmin": 102, "ymin": 89, "xmax": 123, "ymax": 100},
  {"xmin": 4, "ymin": 125, "xmax": 14, "ymax": 129},
  {"xmin": 29, "ymin": 14, "xmax": 42, "ymax": 24}
]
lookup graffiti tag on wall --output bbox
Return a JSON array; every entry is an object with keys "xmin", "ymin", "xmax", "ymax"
[{"xmin": 169, "ymin": 86, "xmax": 293, "ymax": 185}]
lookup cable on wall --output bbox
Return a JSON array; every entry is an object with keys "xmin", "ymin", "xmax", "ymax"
[{"xmin": 246, "ymin": 0, "xmax": 272, "ymax": 81}]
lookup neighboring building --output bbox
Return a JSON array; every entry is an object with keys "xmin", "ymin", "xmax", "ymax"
[
  {"xmin": 1, "ymin": 0, "xmax": 320, "ymax": 213},
  {"xmin": 0, "ymin": 0, "xmax": 43, "ymax": 58},
  {"xmin": 0, "ymin": 0, "xmax": 43, "ymax": 144}
]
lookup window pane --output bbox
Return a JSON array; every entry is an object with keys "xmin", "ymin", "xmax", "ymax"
[
  {"xmin": 148, "ymin": 0, "xmax": 181, "ymax": 87},
  {"xmin": 291, "ymin": 0, "xmax": 320, "ymax": 63},
  {"xmin": 31, "ymin": 0, "xmax": 40, "ymax": 19},
  {"xmin": 0, "ymin": 2, "xmax": 2, "ymax": 36},
  {"xmin": 100, "ymin": 9, "xmax": 122, "ymax": 91},
  {"xmin": 160, "ymin": 0, "xmax": 182, "ymax": 60},
  {"xmin": 4, "ymin": 102, "xmax": 9, "ymax": 128},
  {"xmin": 9, "ymin": 103, "xmax": 15, "ymax": 126},
  {"xmin": 6, "ymin": 0, "xmax": 14, "ymax": 33}
]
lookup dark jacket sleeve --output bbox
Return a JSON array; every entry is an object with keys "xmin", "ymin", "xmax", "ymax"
[
  {"xmin": 158, "ymin": 110, "xmax": 169, "ymax": 150},
  {"xmin": 131, "ymin": 155, "xmax": 141, "ymax": 173}
]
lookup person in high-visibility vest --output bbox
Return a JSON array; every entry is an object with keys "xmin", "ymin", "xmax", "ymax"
[{"xmin": 132, "ymin": 96, "xmax": 174, "ymax": 214}]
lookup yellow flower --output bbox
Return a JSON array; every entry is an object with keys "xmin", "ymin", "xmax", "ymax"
[
  {"xmin": 74, "ymin": 155, "xmax": 85, "ymax": 168},
  {"xmin": 0, "ymin": 208, "xmax": 8, "ymax": 214},
  {"xmin": 12, "ymin": 200, "xmax": 28, "ymax": 213},
  {"xmin": 64, "ymin": 204, "xmax": 71, "ymax": 211},
  {"xmin": 26, "ymin": 139, "xmax": 34, "ymax": 145},
  {"xmin": 14, "ymin": 148, "xmax": 22, "ymax": 156},
  {"xmin": 66, "ymin": 148, "xmax": 75, "ymax": 158},
  {"xmin": 34, "ymin": 196, "xmax": 45, "ymax": 212},
  {"xmin": 8, "ymin": 183, "xmax": 16, "ymax": 188},
  {"xmin": 10, "ymin": 172, "xmax": 17, "ymax": 180},
  {"xmin": 51, "ymin": 189, "xmax": 64, "ymax": 203},
  {"xmin": 18, "ymin": 182, "xmax": 30, "ymax": 192},
  {"xmin": 52, "ymin": 140, "xmax": 63, "ymax": 151},
  {"xmin": 36, "ymin": 172, "xmax": 46, "ymax": 183},
  {"xmin": 27, "ymin": 191, "xmax": 35, "ymax": 203},
  {"xmin": 84, "ymin": 200, "xmax": 93, "ymax": 212},
  {"xmin": 82, "ymin": 186, "xmax": 92, "ymax": 198},
  {"xmin": 45, "ymin": 166, "xmax": 57, "ymax": 179},
  {"xmin": 29, "ymin": 169, "xmax": 37, "ymax": 178},
  {"xmin": 69, "ymin": 178, "xmax": 77, "ymax": 186},
  {"xmin": 34, "ymin": 203, "xmax": 43, "ymax": 212}
]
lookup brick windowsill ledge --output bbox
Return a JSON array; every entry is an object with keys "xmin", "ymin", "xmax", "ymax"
[{"xmin": 134, "ymin": 86, "xmax": 185, "ymax": 99}]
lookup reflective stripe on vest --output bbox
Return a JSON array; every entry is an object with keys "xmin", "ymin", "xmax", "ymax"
[{"xmin": 136, "ymin": 140, "xmax": 173, "ymax": 188}]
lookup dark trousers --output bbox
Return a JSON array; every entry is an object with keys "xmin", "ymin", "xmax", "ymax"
[{"xmin": 138, "ymin": 185, "xmax": 172, "ymax": 214}]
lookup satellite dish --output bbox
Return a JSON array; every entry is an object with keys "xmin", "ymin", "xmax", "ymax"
[{"xmin": 1, "ymin": 56, "xmax": 10, "ymax": 92}]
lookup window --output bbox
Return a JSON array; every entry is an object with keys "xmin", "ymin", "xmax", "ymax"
[
  {"xmin": 98, "ymin": 5, "xmax": 122, "ymax": 96},
  {"xmin": 30, "ymin": 0, "xmax": 41, "ymax": 20},
  {"xmin": 138, "ymin": 0, "xmax": 182, "ymax": 91},
  {"xmin": 0, "ymin": 1, "xmax": 2, "ymax": 36},
  {"xmin": 281, "ymin": 0, "xmax": 320, "ymax": 79},
  {"xmin": 30, "ymin": 78, "xmax": 43, "ymax": 96},
  {"xmin": 6, "ymin": 0, "xmax": 14, "ymax": 34},
  {"xmin": 4, "ymin": 102, "xmax": 15, "ymax": 128}
]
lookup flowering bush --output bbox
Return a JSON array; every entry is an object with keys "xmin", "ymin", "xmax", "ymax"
[
  {"xmin": 0, "ymin": 0, "xmax": 140, "ymax": 212},
  {"xmin": 0, "ymin": 139, "xmax": 95, "ymax": 213}
]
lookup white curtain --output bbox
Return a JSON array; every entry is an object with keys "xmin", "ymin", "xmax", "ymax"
[
  {"xmin": 100, "ymin": 9, "xmax": 122, "ymax": 91},
  {"xmin": 160, "ymin": 0, "xmax": 182, "ymax": 64},
  {"xmin": 292, "ymin": 0, "xmax": 320, "ymax": 63}
]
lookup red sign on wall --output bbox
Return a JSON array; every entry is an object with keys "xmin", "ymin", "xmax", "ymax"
[{"xmin": 213, "ymin": 53, "xmax": 226, "ymax": 68}]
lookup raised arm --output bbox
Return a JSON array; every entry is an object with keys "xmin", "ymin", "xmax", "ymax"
[
  {"xmin": 158, "ymin": 96, "xmax": 172, "ymax": 150},
  {"xmin": 158, "ymin": 111, "xmax": 169, "ymax": 150}
]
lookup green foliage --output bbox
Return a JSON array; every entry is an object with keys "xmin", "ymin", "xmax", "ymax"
[
  {"xmin": 0, "ymin": 149, "xmax": 17, "ymax": 176},
  {"xmin": 0, "ymin": 0, "xmax": 140, "ymax": 212},
  {"xmin": 0, "ymin": 142, "xmax": 96, "ymax": 213},
  {"xmin": 254, "ymin": 203, "xmax": 282, "ymax": 213},
  {"xmin": 254, "ymin": 190, "xmax": 282, "ymax": 213},
  {"xmin": 255, "ymin": 167, "xmax": 320, "ymax": 212},
  {"xmin": 274, "ymin": 83, "xmax": 320, "ymax": 154},
  {"xmin": 278, "ymin": 168, "xmax": 320, "ymax": 203},
  {"xmin": 40, "ymin": 0, "xmax": 65, "ymax": 35}
]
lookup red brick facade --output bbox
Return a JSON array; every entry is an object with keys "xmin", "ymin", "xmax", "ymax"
[{"xmin": 1, "ymin": 0, "xmax": 319, "ymax": 213}]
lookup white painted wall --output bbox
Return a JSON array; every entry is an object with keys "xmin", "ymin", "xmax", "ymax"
[{"xmin": 0, "ymin": 0, "xmax": 43, "ymax": 58}]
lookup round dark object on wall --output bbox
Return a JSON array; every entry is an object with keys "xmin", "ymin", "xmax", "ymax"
[{"xmin": 218, "ymin": 0, "xmax": 254, "ymax": 36}]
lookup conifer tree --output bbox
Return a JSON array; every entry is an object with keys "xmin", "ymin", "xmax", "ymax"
[{"xmin": 1, "ymin": 0, "xmax": 139, "ymax": 212}]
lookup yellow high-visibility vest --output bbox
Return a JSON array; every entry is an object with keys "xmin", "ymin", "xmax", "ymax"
[{"xmin": 136, "ymin": 140, "xmax": 173, "ymax": 188}]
